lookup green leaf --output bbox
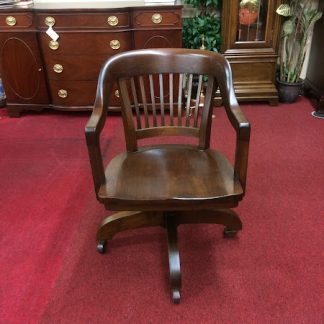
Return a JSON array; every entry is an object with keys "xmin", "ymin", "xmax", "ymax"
[
  {"xmin": 276, "ymin": 4, "xmax": 291, "ymax": 17},
  {"xmin": 282, "ymin": 20, "xmax": 294, "ymax": 36}
]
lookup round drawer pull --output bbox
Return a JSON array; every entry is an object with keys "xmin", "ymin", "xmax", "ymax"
[
  {"xmin": 58, "ymin": 89, "xmax": 68, "ymax": 98},
  {"xmin": 110, "ymin": 39, "xmax": 120, "ymax": 50},
  {"xmin": 114, "ymin": 90, "xmax": 120, "ymax": 98},
  {"xmin": 6, "ymin": 16, "xmax": 17, "ymax": 26},
  {"xmin": 53, "ymin": 64, "xmax": 63, "ymax": 73},
  {"xmin": 152, "ymin": 13, "xmax": 162, "ymax": 24},
  {"xmin": 49, "ymin": 40, "xmax": 59, "ymax": 50},
  {"xmin": 45, "ymin": 16, "xmax": 55, "ymax": 27},
  {"xmin": 107, "ymin": 16, "xmax": 119, "ymax": 26}
]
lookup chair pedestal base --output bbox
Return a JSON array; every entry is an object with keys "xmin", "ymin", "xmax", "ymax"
[{"xmin": 96, "ymin": 209, "xmax": 242, "ymax": 303}]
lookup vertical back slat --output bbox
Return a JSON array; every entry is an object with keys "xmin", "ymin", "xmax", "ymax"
[
  {"xmin": 199, "ymin": 76, "xmax": 215, "ymax": 149},
  {"xmin": 159, "ymin": 74, "xmax": 165, "ymax": 126},
  {"xmin": 118, "ymin": 78, "xmax": 137, "ymax": 151},
  {"xmin": 169, "ymin": 73, "xmax": 174, "ymax": 126},
  {"xmin": 185, "ymin": 74, "xmax": 193, "ymax": 127},
  {"xmin": 139, "ymin": 76, "xmax": 149, "ymax": 128},
  {"xmin": 193, "ymin": 75, "xmax": 203, "ymax": 127},
  {"xmin": 130, "ymin": 77, "xmax": 141, "ymax": 129},
  {"xmin": 149, "ymin": 74, "xmax": 157, "ymax": 127},
  {"xmin": 177, "ymin": 73, "xmax": 183, "ymax": 126}
]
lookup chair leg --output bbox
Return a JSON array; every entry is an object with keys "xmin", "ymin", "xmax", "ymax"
[
  {"xmin": 165, "ymin": 214, "xmax": 181, "ymax": 304},
  {"xmin": 96, "ymin": 208, "xmax": 240, "ymax": 302},
  {"xmin": 96, "ymin": 211, "xmax": 164, "ymax": 253},
  {"xmin": 175, "ymin": 208, "xmax": 242, "ymax": 238}
]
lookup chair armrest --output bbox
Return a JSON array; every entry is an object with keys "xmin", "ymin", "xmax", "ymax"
[
  {"xmin": 224, "ymin": 98, "xmax": 251, "ymax": 192},
  {"xmin": 85, "ymin": 103, "xmax": 107, "ymax": 197}
]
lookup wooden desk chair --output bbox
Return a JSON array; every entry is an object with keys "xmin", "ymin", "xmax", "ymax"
[{"xmin": 85, "ymin": 48, "xmax": 251, "ymax": 303}]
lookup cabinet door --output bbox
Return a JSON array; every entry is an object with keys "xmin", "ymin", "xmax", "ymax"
[
  {"xmin": 0, "ymin": 32, "xmax": 49, "ymax": 103},
  {"xmin": 132, "ymin": 7, "xmax": 182, "ymax": 49},
  {"xmin": 133, "ymin": 30, "xmax": 182, "ymax": 49}
]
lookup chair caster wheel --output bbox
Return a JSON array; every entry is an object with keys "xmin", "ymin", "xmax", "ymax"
[
  {"xmin": 223, "ymin": 228, "xmax": 238, "ymax": 238},
  {"xmin": 97, "ymin": 240, "xmax": 107, "ymax": 254},
  {"xmin": 171, "ymin": 289, "xmax": 180, "ymax": 304}
]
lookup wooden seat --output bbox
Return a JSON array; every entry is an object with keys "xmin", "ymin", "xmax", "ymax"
[
  {"xmin": 85, "ymin": 48, "xmax": 251, "ymax": 303},
  {"xmin": 99, "ymin": 145, "xmax": 243, "ymax": 209}
]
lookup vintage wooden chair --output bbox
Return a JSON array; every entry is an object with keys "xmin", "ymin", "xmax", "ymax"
[{"xmin": 85, "ymin": 48, "xmax": 250, "ymax": 303}]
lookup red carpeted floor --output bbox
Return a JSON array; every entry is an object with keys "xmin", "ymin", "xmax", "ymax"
[{"xmin": 0, "ymin": 97, "xmax": 323, "ymax": 323}]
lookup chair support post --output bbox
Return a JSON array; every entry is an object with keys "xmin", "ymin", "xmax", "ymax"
[{"xmin": 165, "ymin": 213, "xmax": 181, "ymax": 304}]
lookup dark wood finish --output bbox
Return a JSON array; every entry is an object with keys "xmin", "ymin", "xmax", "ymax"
[
  {"xmin": 36, "ymin": 12, "xmax": 131, "ymax": 29},
  {"xmin": 304, "ymin": 1, "xmax": 324, "ymax": 118},
  {"xmin": 0, "ymin": 12, "xmax": 33, "ymax": 27},
  {"xmin": 165, "ymin": 214, "xmax": 181, "ymax": 304},
  {"xmin": 38, "ymin": 32, "xmax": 133, "ymax": 55},
  {"xmin": 85, "ymin": 48, "xmax": 251, "ymax": 303},
  {"xmin": 0, "ymin": 4, "xmax": 182, "ymax": 117},
  {"xmin": 134, "ymin": 30, "xmax": 182, "ymax": 49},
  {"xmin": 220, "ymin": 0, "xmax": 282, "ymax": 105},
  {"xmin": 132, "ymin": 9, "xmax": 181, "ymax": 28},
  {"xmin": 0, "ymin": 32, "xmax": 49, "ymax": 108}
]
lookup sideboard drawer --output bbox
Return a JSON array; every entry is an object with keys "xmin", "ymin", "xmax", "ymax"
[
  {"xmin": 0, "ymin": 13, "xmax": 33, "ymax": 29},
  {"xmin": 49, "ymin": 80, "xmax": 96, "ymax": 106},
  {"xmin": 49, "ymin": 80, "xmax": 121, "ymax": 107},
  {"xmin": 39, "ymin": 31, "xmax": 132, "ymax": 55},
  {"xmin": 132, "ymin": 10, "xmax": 181, "ymax": 29},
  {"xmin": 44, "ymin": 54, "xmax": 109, "ymax": 81},
  {"xmin": 36, "ymin": 12, "xmax": 130, "ymax": 29}
]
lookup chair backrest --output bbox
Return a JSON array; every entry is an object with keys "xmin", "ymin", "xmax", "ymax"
[{"xmin": 95, "ymin": 48, "xmax": 236, "ymax": 151}]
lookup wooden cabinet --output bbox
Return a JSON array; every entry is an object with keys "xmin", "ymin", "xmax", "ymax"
[
  {"xmin": 220, "ymin": 0, "xmax": 282, "ymax": 105},
  {"xmin": 0, "ymin": 3, "xmax": 182, "ymax": 117}
]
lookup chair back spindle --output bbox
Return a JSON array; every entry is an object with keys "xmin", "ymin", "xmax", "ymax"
[
  {"xmin": 96, "ymin": 49, "xmax": 235, "ymax": 151},
  {"xmin": 118, "ymin": 72, "xmax": 215, "ymax": 150}
]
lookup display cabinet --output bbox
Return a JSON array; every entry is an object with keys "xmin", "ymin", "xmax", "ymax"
[{"xmin": 221, "ymin": 0, "xmax": 282, "ymax": 105}]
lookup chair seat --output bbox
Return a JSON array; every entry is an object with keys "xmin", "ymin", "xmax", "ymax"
[{"xmin": 98, "ymin": 145, "xmax": 243, "ymax": 210}]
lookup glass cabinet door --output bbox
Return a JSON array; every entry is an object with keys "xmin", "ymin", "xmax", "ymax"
[
  {"xmin": 221, "ymin": 0, "xmax": 281, "ymax": 52},
  {"xmin": 237, "ymin": 0, "xmax": 268, "ymax": 42}
]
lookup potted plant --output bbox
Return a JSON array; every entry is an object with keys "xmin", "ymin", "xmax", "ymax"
[
  {"xmin": 182, "ymin": 0, "xmax": 221, "ymax": 99},
  {"xmin": 276, "ymin": 0, "xmax": 322, "ymax": 103},
  {"xmin": 182, "ymin": 0, "xmax": 221, "ymax": 52}
]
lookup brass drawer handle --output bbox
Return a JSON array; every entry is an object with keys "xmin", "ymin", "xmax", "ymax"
[
  {"xmin": 49, "ymin": 40, "xmax": 59, "ymax": 50},
  {"xmin": 110, "ymin": 39, "xmax": 120, "ymax": 50},
  {"xmin": 53, "ymin": 64, "xmax": 63, "ymax": 73},
  {"xmin": 115, "ymin": 90, "xmax": 120, "ymax": 98},
  {"xmin": 58, "ymin": 89, "xmax": 67, "ymax": 98},
  {"xmin": 152, "ymin": 13, "xmax": 162, "ymax": 24},
  {"xmin": 6, "ymin": 16, "xmax": 17, "ymax": 26},
  {"xmin": 107, "ymin": 16, "xmax": 119, "ymax": 26},
  {"xmin": 45, "ymin": 16, "xmax": 55, "ymax": 27}
]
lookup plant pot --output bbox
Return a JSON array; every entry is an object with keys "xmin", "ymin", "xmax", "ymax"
[
  {"xmin": 239, "ymin": 8, "xmax": 258, "ymax": 25},
  {"xmin": 276, "ymin": 79, "xmax": 304, "ymax": 103}
]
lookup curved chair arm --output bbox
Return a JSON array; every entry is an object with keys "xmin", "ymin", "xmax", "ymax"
[
  {"xmin": 85, "ymin": 98, "xmax": 107, "ymax": 198},
  {"xmin": 224, "ymin": 96, "xmax": 251, "ymax": 193}
]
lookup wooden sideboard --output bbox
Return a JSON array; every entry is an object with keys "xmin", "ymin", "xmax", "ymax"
[{"xmin": 0, "ymin": 2, "xmax": 182, "ymax": 117}]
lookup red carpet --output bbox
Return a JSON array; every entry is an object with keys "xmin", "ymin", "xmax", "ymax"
[{"xmin": 0, "ymin": 97, "xmax": 323, "ymax": 323}]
